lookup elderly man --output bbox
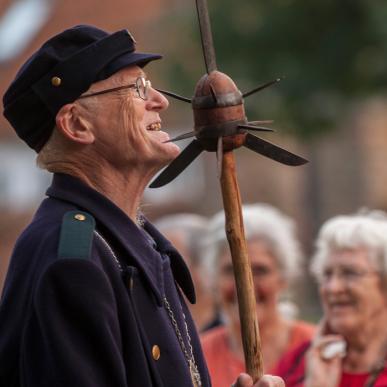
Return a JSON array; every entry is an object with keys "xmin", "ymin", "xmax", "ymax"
[{"xmin": 0, "ymin": 25, "xmax": 284, "ymax": 387}]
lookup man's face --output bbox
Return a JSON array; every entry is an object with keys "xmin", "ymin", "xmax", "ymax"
[{"xmin": 79, "ymin": 65, "xmax": 180, "ymax": 173}]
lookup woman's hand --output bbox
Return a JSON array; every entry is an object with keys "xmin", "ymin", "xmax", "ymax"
[
  {"xmin": 304, "ymin": 320, "xmax": 345, "ymax": 387},
  {"xmin": 232, "ymin": 373, "xmax": 285, "ymax": 387}
]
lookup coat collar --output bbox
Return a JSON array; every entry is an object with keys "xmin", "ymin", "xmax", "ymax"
[{"xmin": 46, "ymin": 173, "xmax": 196, "ymax": 305}]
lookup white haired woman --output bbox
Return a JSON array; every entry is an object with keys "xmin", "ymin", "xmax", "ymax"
[
  {"xmin": 201, "ymin": 204, "xmax": 315, "ymax": 387},
  {"xmin": 274, "ymin": 210, "xmax": 387, "ymax": 386}
]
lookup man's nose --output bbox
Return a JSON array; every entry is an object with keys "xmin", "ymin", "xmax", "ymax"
[{"xmin": 147, "ymin": 88, "xmax": 169, "ymax": 111}]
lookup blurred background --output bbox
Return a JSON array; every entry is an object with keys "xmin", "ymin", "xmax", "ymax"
[{"xmin": 1, "ymin": 0, "xmax": 387, "ymax": 319}]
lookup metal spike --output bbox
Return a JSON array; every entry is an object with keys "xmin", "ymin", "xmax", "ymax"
[
  {"xmin": 195, "ymin": 0, "xmax": 217, "ymax": 73},
  {"xmin": 216, "ymin": 136, "xmax": 223, "ymax": 179},
  {"xmin": 242, "ymin": 78, "xmax": 283, "ymax": 99},
  {"xmin": 163, "ymin": 131, "xmax": 196, "ymax": 143},
  {"xmin": 155, "ymin": 88, "xmax": 191, "ymax": 103},
  {"xmin": 149, "ymin": 140, "xmax": 204, "ymax": 188},
  {"xmin": 238, "ymin": 125, "xmax": 275, "ymax": 133},
  {"xmin": 248, "ymin": 120, "xmax": 274, "ymax": 125},
  {"xmin": 243, "ymin": 133, "xmax": 308, "ymax": 166}
]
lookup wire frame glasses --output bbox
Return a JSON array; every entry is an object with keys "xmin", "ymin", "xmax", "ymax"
[
  {"xmin": 78, "ymin": 77, "xmax": 152, "ymax": 100},
  {"xmin": 317, "ymin": 266, "xmax": 378, "ymax": 285}
]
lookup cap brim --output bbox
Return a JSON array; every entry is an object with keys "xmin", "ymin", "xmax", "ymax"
[{"xmin": 98, "ymin": 52, "xmax": 162, "ymax": 80}]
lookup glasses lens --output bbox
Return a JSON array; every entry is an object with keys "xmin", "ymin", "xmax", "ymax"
[
  {"xmin": 145, "ymin": 80, "xmax": 151, "ymax": 99},
  {"xmin": 135, "ymin": 77, "xmax": 145, "ymax": 100}
]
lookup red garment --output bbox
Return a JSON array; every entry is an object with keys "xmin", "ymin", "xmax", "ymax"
[
  {"xmin": 201, "ymin": 322, "xmax": 315, "ymax": 387},
  {"xmin": 274, "ymin": 340, "xmax": 387, "ymax": 387}
]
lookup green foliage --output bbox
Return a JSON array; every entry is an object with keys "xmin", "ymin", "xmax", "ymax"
[{"xmin": 160, "ymin": 0, "xmax": 387, "ymax": 139}]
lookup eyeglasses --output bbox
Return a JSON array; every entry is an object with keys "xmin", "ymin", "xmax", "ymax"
[
  {"xmin": 221, "ymin": 263, "xmax": 274, "ymax": 279},
  {"xmin": 318, "ymin": 266, "xmax": 378, "ymax": 285},
  {"xmin": 78, "ymin": 76, "xmax": 152, "ymax": 100}
]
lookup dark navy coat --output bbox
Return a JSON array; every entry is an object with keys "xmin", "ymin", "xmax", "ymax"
[{"xmin": 0, "ymin": 173, "xmax": 211, "ymax": 387}]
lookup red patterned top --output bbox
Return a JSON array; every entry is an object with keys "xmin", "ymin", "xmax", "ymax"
[
  {"xmin": 201, "ymin": 321, "xmax": 315, "ymax": 387},
  {"xmin": 273, "ymin": 340, "xmax": 387, "ymax": 387}
]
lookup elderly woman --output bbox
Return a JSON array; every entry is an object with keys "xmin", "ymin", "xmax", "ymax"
[
  {"xmin": 274, "ymin": 210, "xmax": 387, "ymax": 386},
  {"xmin": 201, "ymin": 203, "xmax": 315, "ymax": 387}
]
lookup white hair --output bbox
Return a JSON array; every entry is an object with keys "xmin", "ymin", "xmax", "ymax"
[
  {"xmin": 154, "ymin": 213, "xmax": 208, "ymax": 267},
  {"xmin": 36, "ymin": 127, "xmax": 65, "ymax": 171},
  {"xmin": 204, "ymin": 203, "xmax": 303, "ymax": 282},
  {"xmin": 310, "ymin": 209, "xmax": 387, "ymax": 279}
]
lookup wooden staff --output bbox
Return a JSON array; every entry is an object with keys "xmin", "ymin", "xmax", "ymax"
[
  {"xmin": 220, "ymin": 150, "xmax": 263, "ymax": 381},
  {"xmin": 151, "ymin": 0, "xmax": 306, "ymax": 379},
  {"xmin": 196, "ymin": 0, "xmax": 264, "ymax": 379}
]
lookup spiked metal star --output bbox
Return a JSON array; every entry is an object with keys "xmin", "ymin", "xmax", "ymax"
[{"xmin": 149, "ymin": 2, "xmax": 307, "ymax": 189}]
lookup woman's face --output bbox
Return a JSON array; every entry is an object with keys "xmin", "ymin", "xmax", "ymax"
[
  {"xmin": 217, "ymin": 239, "xmax": 285, "ymax": 327},
  {"xmin": 319, "ymin": 248, "xmax": 387, "ymax": 336}
]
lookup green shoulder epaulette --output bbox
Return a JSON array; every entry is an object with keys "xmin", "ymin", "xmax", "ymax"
[{"xmin": 58, "ymin": 210, "xmax": 96, "ymax": 259}]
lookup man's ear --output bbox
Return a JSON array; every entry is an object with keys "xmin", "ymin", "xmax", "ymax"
[{"xmin": 55, "ymin": 103, "xmax": 95, "ymax": 145}]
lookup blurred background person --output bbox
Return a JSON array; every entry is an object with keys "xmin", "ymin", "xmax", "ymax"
[
  {"xmin": 201, "ymin": 203, "xmax": 315, "ymax": 387},
  {"xmin": 154, "ymin": 213, "xmax": 221, "ymax": 332},
  {"xmin": 275, "ymin": 210, "xmax": 387, "ymax": 386}
]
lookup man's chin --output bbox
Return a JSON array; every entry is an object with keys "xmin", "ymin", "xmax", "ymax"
[
  {"xmin": 164, "ymin": 146, "xmax": 180, "ymax": 163},
  {"xmin": 150, "ymin": 150, "xmax": 180, "ymax": 178},
  {"xmin": 163, "ymin": 149, "xmax": 180, "ymax": 168},
  {"xmin": 167, "ymin": 143, "xmax": 181, "ymax": 158}
]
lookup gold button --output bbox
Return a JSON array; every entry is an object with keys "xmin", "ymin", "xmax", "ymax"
[
  {"xmin": 152, "ymin": 345, "xmax": 160, "ymax": 360},
  {"xmin": 74, "ymin": 214, "xmax": 86, "ymax": 221},
  {"xmin": 51, "ymin": 76, "xmax": 62, "ymax": 86}
]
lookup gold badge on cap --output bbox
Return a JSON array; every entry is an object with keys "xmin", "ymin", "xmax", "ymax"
[{"xmin": 51, "ymin": 76, "xmax": 62, "ymax": 87}]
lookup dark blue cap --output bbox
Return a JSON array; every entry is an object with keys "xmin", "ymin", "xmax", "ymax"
[{"xmin": 2, "ymin": 25, "xmax": 162, "ymax": 152}]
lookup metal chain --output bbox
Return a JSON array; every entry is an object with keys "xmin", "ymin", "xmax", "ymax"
[
  {"xmin": 163, "ymin": 297, "xmax": 202, "ymax": 387},
  {"xmin": 94, "ymin": 231, "xmax": 123, "ymax": 272},
  {"xmin": 94, "ymin": 231, "xmax": 202, "ymax": 386}
]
